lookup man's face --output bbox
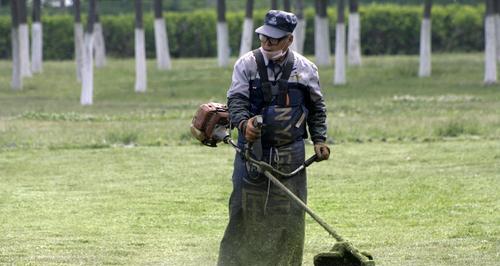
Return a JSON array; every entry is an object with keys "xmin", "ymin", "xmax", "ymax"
[{"xmin": 259, "ymin": 34, "xmax": 293, "ymax": 52}]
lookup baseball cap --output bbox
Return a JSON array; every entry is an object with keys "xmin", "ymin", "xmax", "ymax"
[{"xmin": 255, "ymin": 10, "xmax": 298, "ymax": 39}]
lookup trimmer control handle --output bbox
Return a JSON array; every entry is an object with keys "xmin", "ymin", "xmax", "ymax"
[
  {"xmin": 252, "ymin": 115, "xmax": 263, "ymax": 129},
  {"xmin": 304, "ymin": 154, "xmax": 318, "ymax": 167}
]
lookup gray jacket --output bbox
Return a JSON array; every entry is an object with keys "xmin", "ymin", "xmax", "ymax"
[{"xmin": 227, "ymin": 48, "xmax": 328, "ymax": 143}]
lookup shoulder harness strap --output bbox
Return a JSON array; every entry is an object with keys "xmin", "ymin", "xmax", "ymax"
[
  {"xmin": 253, "ymin": 49, "xmax": 296, "ymax": 106},
  {"xmin": 252, "ymin": 49, "xmax": 273, "ymax": 104},
  {"xmin": 277, "ymin": 51, "xmax": 295, "ymax": 106}
]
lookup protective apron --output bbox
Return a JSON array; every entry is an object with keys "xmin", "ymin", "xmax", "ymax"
[{"xmin": 218, "ymin": 49, "xmax": 309, "ymax": 266}]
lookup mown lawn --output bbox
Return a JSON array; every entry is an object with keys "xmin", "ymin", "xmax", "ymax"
[{"xmin": 0, "ymin": 54, "xmax": 499, "ymax": 265}]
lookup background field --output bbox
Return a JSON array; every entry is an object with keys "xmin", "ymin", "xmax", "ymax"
[{"xmin": 0, "ymin": 54, "xmax": 499, "ymax": 265}]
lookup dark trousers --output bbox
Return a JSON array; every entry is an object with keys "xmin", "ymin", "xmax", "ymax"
[{"xmin": 218, "ymin": 140, "xmax": 307, "ymax": 266}]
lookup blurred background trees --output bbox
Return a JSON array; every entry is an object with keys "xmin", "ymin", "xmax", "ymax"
[
  {"xmin": 0, "ymin": 0, "xmax": 481, "ymax": 15},
  {"xmin": 0, "ymin": 0, "xmax": 488, "ymax": 61}
]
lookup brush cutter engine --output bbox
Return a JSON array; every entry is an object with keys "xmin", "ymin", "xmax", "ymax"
[{"xmin": 190, "ymin": 102, "xmax": 230, "ymax": 147}]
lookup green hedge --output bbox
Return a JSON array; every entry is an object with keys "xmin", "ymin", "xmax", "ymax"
[{"xmin": 0, "ymin": 4, "xmax": 485, "ymax": 60}]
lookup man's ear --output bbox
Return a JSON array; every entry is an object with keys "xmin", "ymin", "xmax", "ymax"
[
  {"xmin": 287, "ymin": 34, "xmax": 294, "ymax": 45},
  {"xmin": 282, "ymin": 34, "xmax": 293, "ymax": 50}
]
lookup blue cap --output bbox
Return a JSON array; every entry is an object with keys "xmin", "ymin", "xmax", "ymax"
[{"xmin": 255, "ymin": 10, "xmax": 297, "ymax": 39}]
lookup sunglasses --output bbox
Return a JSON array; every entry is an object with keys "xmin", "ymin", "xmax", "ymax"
[{"xmin": 258, "ymin": 34, "xmax": 287, "ymax": 45}]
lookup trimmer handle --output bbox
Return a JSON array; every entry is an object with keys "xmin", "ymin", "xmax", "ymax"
[
  {"xmin": 304, "ymin": 154, "xmax": 318, "ymax": 167},
  {"xmin": 252, "ymin": 115, "xmax": 263, "ymax": 129},
  {"xmin": 244, "ymin": 115, "xmax": 263, "ymax": 152}
]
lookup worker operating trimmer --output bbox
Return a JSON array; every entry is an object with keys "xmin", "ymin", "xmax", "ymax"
[
  {"xmin": 191, "ymin": 9, "xmax": 373, "ymax": 266},
  {"xmin": 219, "ymin": 9, "xmax": 329, "ymax": 265}
]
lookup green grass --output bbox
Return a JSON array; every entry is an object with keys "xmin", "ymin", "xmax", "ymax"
[
  {"xmin": 0, "ymin": 142, "xmax": 498, "ymax": 265},
  {"xmin": 0, "ymin": 54, "xmax": 499, "ymax": 265},
  {"xmin": 1, "ymin": 54, "xmax": 499, "ymax": 149}
]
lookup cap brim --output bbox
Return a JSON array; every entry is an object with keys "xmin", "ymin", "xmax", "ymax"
[{"xmin": 255, "ymin": 25, "xmax": 289, "ymax": 39}]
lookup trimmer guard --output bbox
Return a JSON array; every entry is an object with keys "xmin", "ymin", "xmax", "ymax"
[{"xmin": 314, "ymin": 242, "xmax": 375, "ymax": 266}]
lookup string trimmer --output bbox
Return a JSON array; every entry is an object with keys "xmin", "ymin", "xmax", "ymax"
[{"xmin": 191, "ymin": 102, "xmax": 375, "ymax": 266}]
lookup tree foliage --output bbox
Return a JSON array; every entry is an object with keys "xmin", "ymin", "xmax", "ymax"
[
  {"xmin": 0, "ymin": 0, "xmax": 480, "ymax": 16},
  {"xmin": 0, "ymin": 4, "xmax": 485, "ymax": 59}
]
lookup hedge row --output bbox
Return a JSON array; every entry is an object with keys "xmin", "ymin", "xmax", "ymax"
[{"xmin": 0, "ymin": 4, "xmax": 485, "ymax": 60}]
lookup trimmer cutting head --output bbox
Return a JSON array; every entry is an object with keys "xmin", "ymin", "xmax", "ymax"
[{"xmin": 314, "ymin": 242, "xmax": 375, "ymax": 266}]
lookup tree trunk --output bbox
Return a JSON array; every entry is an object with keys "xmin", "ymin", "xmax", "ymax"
[
  {"xmin": 93, "ymin": 1, "xmax": 106, "ymax": 68},
  {"xmin": 239, "ymin": 0, "xmax": 254, "ymax": 57},
  {"xmin": 94, "ymin": 10, "xmax": 107, "ymax": 68},
  {"xmin": 10, "ymin": 0, "xmax": 22, "ymax": 89},
  {"xmin": 31, "ymin": 0, "xmax": 43, "ymax": 73},
  {"xmin": 74, "ymin": 0, "xmax": 84, "ymax": 82},
  {"xmin": 154, "ymin": 0, "xmax": 172, "ymax": 70},
  {"xmin": 60, "ymin": 0, "xmax": 65, "ymax": 9},
  {"xmin": 291, "ymin": 0, "xmax": 306, "ymax": 54},
  {"xmin": 494, "ymin": 0, "xmax": 500, "ymax": 61},
  {"xmin": 485, "ymin": 0, "xmax": 497, "ymax": 84},
  {"xmin": 18, "ymin": 0, "xmax": 31, "ymax": 77},
  {"xmin": 334, "ymin": 0, "xmax": 346, "ymax": 85},
  {"xmin": 347, "ymin": 0, "xmax": 362, "ymax": 66},
  {"xmin": 217, "ymin": 0, "xmax": 229, "ymax": 67},
  {"xmin": 271, "ymin": 0, "xmax": 278, "ymax": 10},
  {"xmin": 419, "ymin": 0, "xmax": 432, "ymax": 77},
  {"xmin": 284, "ymin": 0, "xmax": 291, "ymax": 11},
  {"xmin": 315, "ymin": 0, "xmax": 330, "ymax": 66},
  {"xmin": 81, "ymin": 0, "xmax": 96, "ymax": 105},
  {"xmin": 135, "ymin": 0, "xmax": 147, "ymax": 92}
]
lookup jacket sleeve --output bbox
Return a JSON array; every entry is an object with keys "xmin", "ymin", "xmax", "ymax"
[
  {"xmin": 305, "ymin": 64, "xmax": 328, "ymax": 143},
  {"xmin": 227, "ymin": 94, "xmax": 251, "ymax": 129},
  {"xmin": 227, "ymin": 56, "xmax": 252, "ymax": 129}
]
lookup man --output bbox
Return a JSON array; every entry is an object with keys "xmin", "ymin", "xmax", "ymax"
[{"xmin": 218, "ymin": 10, "xmax": 330, "ymax": 265}]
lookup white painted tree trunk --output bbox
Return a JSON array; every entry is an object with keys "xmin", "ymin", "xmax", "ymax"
[
  {"xmin": 334, "ymin": 23, "xmax": 346, "ymax": 85},
  {"xmin": 19, "ymin": 23, "xmax": 32, "ymax": 77},
  {"xmin": 484, "ymin": 16, "xmax": 497, "ymax": 84},
  {"xmin": 495, "ymin": 14, "xmax": 500, "ymax": 62},
  {"xmin": 135, "ymin": 28, "xmax": 147, "ymax": 92},
  {"xmin": 74, "ymin": 23, "xmax": 84, "ymax": 82},
  {"xmin": 80, "ymin": 33, "xmax": 94, "ymax": 105},
  {"xmin": 154, "ymin": 18, "xmax": 172, "ymax": 70},
  {"xmin": 314, "ymin": 16, "xmax": 330, "ymax": 66},
  {"xmin": 31, "ymin": 22, "xmax": 43, "ymax": 73},
  {"xmin": 11, "ymin": 28, "xmax": 22, "ymax": 90},
  {"xmin": 217, "ymin": 22, "xmax": 230, "ymax": 67},
  {"xmin": 291, "ymin": 19, "xmax": 306, "ymax": 54},
  {"xmin": 93, "ymin": 22, "xmax": 106, "ymax": 68},
  {"xmin": 419, "ymin": 18, "xmax": 432, "ymax": 77},
  {"xmin": 239, "ymin": 18, "xmax": 254, "ymax": 57},
  {"xmin": 347, "ymin": 13, "xmax": 362, "ymax": 66}
]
